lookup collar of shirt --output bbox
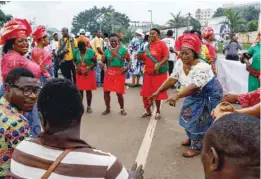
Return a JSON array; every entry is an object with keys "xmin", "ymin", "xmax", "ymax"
[
  {"xmin": 0, "ymin": 96, "xmax": 24, "ymax": 115},
  {"xmin": 34, "ymin": 132, "xmax": 94, "ymax": 149}
]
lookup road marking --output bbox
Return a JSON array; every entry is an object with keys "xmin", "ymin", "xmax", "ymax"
[{"xmin": 135, "ymin": 103, "xmax": 162, "ymax": 168}]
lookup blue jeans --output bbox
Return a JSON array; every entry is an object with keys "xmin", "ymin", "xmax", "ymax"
[
  {"xmin": 0, "ymin": 84, "xmax": 41, "ymax": 138},
  {"xmin": 40, "ymin": 68, "xmax": 53, "ymax": 86},
  {"xmin": 96, "ymin": 65, "xmax": 102, "ymax": 85}
]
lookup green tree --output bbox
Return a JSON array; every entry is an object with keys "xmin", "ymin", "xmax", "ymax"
[
  {"xmin": 167, "ymin": 12, "xmax": 186, "ymax": 38},
  {"xmin": 213, "ymin": 8, "xmax": 225, "ymax": 17},
  {"xmin": 189, "ymin": 17, "xmax": 201, "ymax": 31},
  {"xmin": 71, "ymin": 6, "xmax": 130, "ymax": 35},
  {"xmin": 247, "ymin": 20, "xmax": 258, "ymax": 32},
  {"xmin": 223, "ymin": 9, "xmax": 245, "ymax": 33},
  {"xmin": 241, "ymin": 6, "xmax": 260, "ymax": 21},
  {"xmin": 0, "ymin": 1, "xmax": 12, "ymax": 28}
]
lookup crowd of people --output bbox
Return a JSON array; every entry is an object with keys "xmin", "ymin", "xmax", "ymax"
[{"xmin": 0, "ymin": 17, "xmax": 260, "ymax": 178}]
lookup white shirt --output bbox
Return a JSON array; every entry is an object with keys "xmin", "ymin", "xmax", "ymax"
[
  {"xmin": 170, "ymin": 60, "xmax": 214, "ymax": 88},
  {"xmin": 50, "ymin": 40, "xmax": 59, "ymax": 51},
  {"xmin": 162, "ymin": 37, "xmax": 176, "ymax": 62}
]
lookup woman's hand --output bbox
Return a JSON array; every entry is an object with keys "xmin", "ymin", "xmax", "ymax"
[
  {"xmin": 165, "ymin": 95, "xmax": 180, "ymax": 107},
  {"xmin": 148, "ymin": 91, "xmax": 160, "ymax": 101},
  {"xmin": 83, "ymin": 67, "xmax": 90, "ymax": 76},
  {"xmin": 154, "ymin": 63, "xmax": 160, "ymax": 74},
  {"xmin": 121, "ymin": 67, "xmax": 128, "ymax": 74},
  {"xmin": 222, "ymin": 94, "xmax": 238, "ymax": 104},
  {"xmin": 76, "ymin": 67, "xmax": 82, "ymax": 75},
  {"xmin": 212, "ymin": 102, "xmax": 236, "ymax": 120}
]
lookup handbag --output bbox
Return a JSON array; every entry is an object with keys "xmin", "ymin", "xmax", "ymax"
[{"xmin": 41, "ymin": 148, "xmax": 74, "ymax": 179}]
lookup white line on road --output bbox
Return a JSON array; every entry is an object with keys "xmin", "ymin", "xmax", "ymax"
[{"xmin": 135, "ymin": 103, "xmax": 162, "ymax": 168}]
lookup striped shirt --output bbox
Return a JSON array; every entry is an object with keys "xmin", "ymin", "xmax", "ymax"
[{"xmin": 7, "ymin": 134, "xmax": 129, "ymax": 179}]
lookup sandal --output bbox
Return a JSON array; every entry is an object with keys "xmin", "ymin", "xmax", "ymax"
[
  {"xmin": 86, "ymin": 107, "xmax": 92, "ymax": 114},
  {"xmin": 120, "ymin": 109, "xmax": 127, "ymax": 116},
  {"xmin": 155, "ymin": 113, "xmax": 161, "ymax": 120},
  {"xmin": 102, "ymin": 108, "xmax": 111, "ymax": 115},
  {"xmin": 182, "ymin": 149, "xmax": 201, "ymax": 158},
  {"xmin": 181, "ymin": 139, "xmax": 191, "ymax": 146},
  {"xmin": 140, "ymin": 111, "xmax": 151, "ymax": 118}
]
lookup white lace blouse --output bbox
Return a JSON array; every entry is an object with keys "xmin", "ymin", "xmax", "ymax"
[{"xmin": 170, "ymin": 60, "xmax": 214, "ymax": 88}]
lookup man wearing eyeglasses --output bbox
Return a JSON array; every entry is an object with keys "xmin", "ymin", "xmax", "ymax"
[{"xmin": 0, "ymin": 67, "xmax": 40, "ymax": 177}]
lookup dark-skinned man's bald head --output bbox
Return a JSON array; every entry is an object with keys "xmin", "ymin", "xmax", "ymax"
[{"xmin": 201, "ymin": 113, "xmax": 260, "ymax": 179}]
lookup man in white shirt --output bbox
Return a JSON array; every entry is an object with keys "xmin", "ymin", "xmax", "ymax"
[
  {"xmin": 162, "ymin": 30, "xmax": 177, "ymax": 76},
  {"xmin": 50, "ymin": 32, "xmax": 60, "ymax": 78}
]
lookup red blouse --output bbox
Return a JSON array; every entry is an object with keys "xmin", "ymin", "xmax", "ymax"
[{"xmin": 238, "ymin": 88, "xmax": 260, "ymax": 108}]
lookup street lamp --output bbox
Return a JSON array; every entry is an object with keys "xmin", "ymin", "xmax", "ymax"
[
  {"xmin": 187, "ymin": 12, "xmax": 191, "ymax": 30},
  {"xmin": 148, "ymin": 10, "xmax": 153, "ymax": 29}
]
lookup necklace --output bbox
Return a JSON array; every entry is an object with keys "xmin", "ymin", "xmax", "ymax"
[{"xmin": 79, "ymin": 50, "xmax": 87, "ymax": 66}]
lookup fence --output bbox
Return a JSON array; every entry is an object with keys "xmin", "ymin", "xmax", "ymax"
[{"xmin": 236, "ymin": 31, "xmax": 258, "ymax": 44}]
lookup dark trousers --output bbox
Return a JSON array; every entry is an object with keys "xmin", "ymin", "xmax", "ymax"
[
  {"xmin": 60, "ymin": 60, "xmax": 76, "ymax": 84},
  {"xmin": 168, "ymin": 61, "xmax": 174, "ymax": 75},
  {"xmin": 226, "ymin": 54, "xmax": 239, "ymax": 61},
  {"xmin": 101, "ymin": 69, "xmax": 104, "ymax": 84},
  {"xmin": 54, "ymin": 62, "xmax": 60, "ymax": 78}
]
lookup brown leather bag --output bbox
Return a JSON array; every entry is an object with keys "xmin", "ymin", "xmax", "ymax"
[{"xmin": 41, "ymin": 148, "xmax": 74, "ymax": 179}]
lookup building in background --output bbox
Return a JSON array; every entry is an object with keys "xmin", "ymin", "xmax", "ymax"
[
  {"xmin": 222, "ymin": 2, "xmax": 260, "ymax": 9},
  {"xmin": 195, "ymin": 8, "xmax": 214, "ymax": 27},
  {"xmin": 129, "ymin": 21, "xmax": 151, "ymax": 32}
]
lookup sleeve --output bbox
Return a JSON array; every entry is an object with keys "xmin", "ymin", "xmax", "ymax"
[
  {"xmin": 238, "ymin": 88, "xmax": 260, "ymax": 108},
  {"xmin": 161, "ymin": 42, "xmax": 169, "ymax": 57},
  {"xmin": 223, "ymin": 43, "xmax": 229, "ymax": 50},
  {"xmin": 31, "ymin": 50, "xmax": 50, "ymax": 78},
  {"xmin": 247, "ymin": 46, "xmax": 254, "ymax": 55},
  {"xmin": 190, "ymin": 68, "xmax": 211, "ymax": 88},
  {"xmin": 238, "ymin": 43, "xmax": 243, "ymax": 50},
  {"xmin": 169, "ymin": 60, "xmax": 181, "ymax": 80},
  {"xmin": 94, "ymin": 38, "xmax": 101, "ymax": 48},
  {"xmin": 105, "ymin": 158, "xmax": 129, "ymax": 179},
  {"xmin": 4, "ymin": 124, "xmax": 30, "ymax": 149},
  {"xmin": 74, "ymin": 39, "xmax": 78, "ymax": 48}
]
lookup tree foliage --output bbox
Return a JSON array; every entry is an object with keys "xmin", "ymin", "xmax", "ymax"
[
  {"xmin": 247, "ymin": 20, "xmax": 258, "ymax": 32},
  {"xmin": 223, "ymin": 9, "xmax": 245, "ymax": 33},
  {"xmin": 213, "ymin": 8, "xmax": 226, "ymax": 17},
  {"xmin": 71, "ymin": 5, "xmax": 130, "ymax": 35},
  {"xmin": 167, "ymin": 12, "xmax": 186, "ymax": 28},
  {"xmin": 0, "ymin": 1, "xmax": 12, "ymax": 28}
]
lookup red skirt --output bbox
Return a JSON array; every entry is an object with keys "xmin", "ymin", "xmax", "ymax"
[
  {"xmin": 140, "ymin": 72, "xmax": 168, "ymax": 100},
  {"xmin": 76, "ymin": 67, "xmax": 97, "ymax": 91},
  {"xmin": 104, "ymin": 67, "xmax": 125, "ymax": 94}
]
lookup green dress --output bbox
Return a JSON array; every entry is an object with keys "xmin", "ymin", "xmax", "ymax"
[
  {"xmin": 247, "ymin": 42, "xmax": 260, "ymax": 92},
  {"xmin": 104, "ymin": 46, "xmax": 128, "ymax": 67},
  {"xmin": 73, "ymin": 48, "xmax": 96, "ymax": 67}
]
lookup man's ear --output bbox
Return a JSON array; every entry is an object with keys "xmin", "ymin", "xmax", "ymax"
[
  {"xmin": 4, "ymin": 83, "xmax": 11, "ymax": 94},
  {"xmin": 210, "ymin": 147, "xmax": 220, "ymax": 171}
]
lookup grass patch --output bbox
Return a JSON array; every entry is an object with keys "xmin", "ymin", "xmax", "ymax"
[{"xmin": 217, "ymin": 42, "xmax": 252, "ymax": 54}]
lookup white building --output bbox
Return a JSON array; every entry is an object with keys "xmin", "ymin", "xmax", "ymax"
[{"xmin": 195, "ymin": 9, "xmax": 214, "ymax": 27}]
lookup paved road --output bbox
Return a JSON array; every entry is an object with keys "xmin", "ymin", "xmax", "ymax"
[{"xmin": 80, "ymin": 86, "xmax": 204, "ymax": 179}]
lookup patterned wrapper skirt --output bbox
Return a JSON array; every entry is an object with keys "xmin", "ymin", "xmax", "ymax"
[
  {"xmin": 104, "ymin": 67, "xmax": 126, "ymax": 94},
  {"xmin": 140, "ymin": 72, "xmax": 168, "ymax": 100},
  {"xmin": 76, "ymin": 67, "xmax": 97, "ymax": 91},
  {"xmin": 179, "ymin": 78, "xmax": 223, "ymax": 135}
]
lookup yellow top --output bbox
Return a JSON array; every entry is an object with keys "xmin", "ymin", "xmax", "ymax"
[
  {"xmin": 58, "ymin": 37, "xmax": 78, "ymax": 61},
  {"xmin": 93, "ymin": 36, "xmax": 103, "ymax": 60}
]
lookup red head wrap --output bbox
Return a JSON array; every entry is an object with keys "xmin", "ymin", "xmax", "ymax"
[
  {"xmin": 203, "ymin": 27, "xmax": 214, "ymax": 39},
  {"xmin": 32, "ymin": 25, "xmax": 47, "ymax": 41},
  {"xmin": 0, "ymin": 18, "xmax": 32, "ymax": 45},
  {"xmin": 175, "ymin": 33, "xmax": 201, "ymax": 54}
]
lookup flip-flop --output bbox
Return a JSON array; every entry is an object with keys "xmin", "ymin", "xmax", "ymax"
[
  {"xmin": 86, "ymin": 107, "xmax": 92, "ymax": 114},
  {"xmin": 120, "ymin": 110, "xmax": 127, "ymax": 116},
  {"xmin": 140, "ymin": 112, "xmax": 151, "ymax": 118},
  {"xmin": 182, "ymin": 149, "xmax": 201, "ymax": 158},
  {"xmin": 102, "ymin": 109, "xmax": 110, "ymax": 115},
  {"xmin": 155, "ymin": 113, "xmax": 161, "ymax": 120}
]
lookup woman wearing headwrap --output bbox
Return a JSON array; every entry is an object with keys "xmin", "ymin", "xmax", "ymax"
[
  {"xmin": 149, "ymin": 33, "xmax": 223, "ymax": 157},
  {"xmin": 202, "ymin": 27, "xmax": 217, "ymax": 74},
  {"xmin": 31, "ymin": 26, "xmax": 53, "ymax": 85},
  {"xmin": 102, "ymin": 33, "xmax": 131, "ymax": 116},
  {"xmin": 0, "ymin": 18, "xmax": 41, "ymax": 82},
  {"xmin": 138, "ymin": 28, "xmax": 169, "ymax": 120},
  {"xmin": 0, "ymin": 18, "xmax": 41, "ymax": 138},
  {"xmin": 240, "ymin": 31, "xmax": 260, "ymax": 92}
]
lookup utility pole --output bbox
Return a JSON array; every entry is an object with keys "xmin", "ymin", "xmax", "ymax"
[{"xmin": 148, "ymin": 10, "xmax": 153, "ymax": 29}]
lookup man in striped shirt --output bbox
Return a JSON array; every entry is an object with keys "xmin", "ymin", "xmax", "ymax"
[{"xmin": 8, "ymin": 79, "xmax": 143, "ymax": 179}]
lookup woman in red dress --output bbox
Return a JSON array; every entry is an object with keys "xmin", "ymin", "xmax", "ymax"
[
  {"xmin": 73, "ymin": 41, "xmax": 97, "ymax": 113},
  {"xmin": 31, "ymin": 26, "xmax": 53, "ymax": 85},
  {"xmin": 138, "ymin": 28, "xmax": 169, "ymax": 120},
  {"xmin": 102, "ymin": 33, "xmax": 130, "ymax": 116}
]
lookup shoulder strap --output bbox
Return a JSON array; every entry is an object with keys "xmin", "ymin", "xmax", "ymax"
[
  {"xmin": 41, "ymin": 148, "xmax": 74, "ymax": 179},
  {"xmin": 145, "ymin": 43, "xmax": 159, "ymax": 64}
]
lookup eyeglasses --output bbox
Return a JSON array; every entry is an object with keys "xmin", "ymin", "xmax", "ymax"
[
  {"xmin": 149, "ymin": 33, "xmax": 158, "ymax": 37},
  {"xmin": 8, "ymin": 84, "xmax": 41, "ymax": 96}
]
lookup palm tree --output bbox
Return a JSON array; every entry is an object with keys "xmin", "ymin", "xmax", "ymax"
[
  {"xmin": 223, "ymin": 9, "xmax": 245, "ymax": 33},
  {"xmin": 167, "ymin": 12, "xmax": 186, "ymax": 38}
]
